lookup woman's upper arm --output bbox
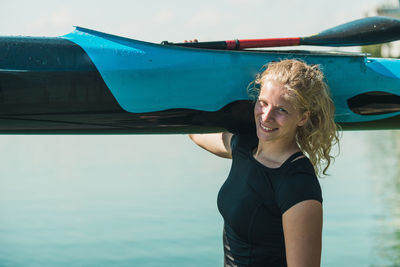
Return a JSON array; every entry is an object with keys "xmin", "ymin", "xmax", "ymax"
[
  {"xmin": 188, "ymin": 132, "xmax": 233, "ymax": 158},
  {"xmin": 282, "ymin": 200, "xmax": 323, "ymax": 267}
]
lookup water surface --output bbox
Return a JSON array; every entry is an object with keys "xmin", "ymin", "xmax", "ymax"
[{"xmin": 0, "ymin": 131, "xmax": 399, "ymax": 266}]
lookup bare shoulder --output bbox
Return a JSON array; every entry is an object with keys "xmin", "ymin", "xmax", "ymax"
[{"xmin": 189, "ymin": 132, "xmax": 233, "ymax": 159}]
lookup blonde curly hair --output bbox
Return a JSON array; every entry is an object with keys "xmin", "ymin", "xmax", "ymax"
[{"xmin": 248, "ymin": 59, "xmax": 340, "ymax": 176}]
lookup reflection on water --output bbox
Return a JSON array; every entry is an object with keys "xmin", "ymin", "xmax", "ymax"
[{"xmin": 366, "ymin": 131, "xmax": 400, "ymax": 267}]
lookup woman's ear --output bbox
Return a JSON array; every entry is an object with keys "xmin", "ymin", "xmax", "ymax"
[{"xmin": 297, "ymin": 111, "xmax": 310, "ymax": 127}]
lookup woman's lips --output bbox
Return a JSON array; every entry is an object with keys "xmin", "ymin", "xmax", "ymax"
[{"xmin": 260, "ymin": 121, "xmax": 278, "ymax": 132}]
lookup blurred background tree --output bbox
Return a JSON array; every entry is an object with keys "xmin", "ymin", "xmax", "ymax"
[{"xmin": 361, "ymin": 44, "xmax": 383, "ymax": 57}]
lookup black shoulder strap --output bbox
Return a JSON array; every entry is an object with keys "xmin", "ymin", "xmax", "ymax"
[
  {"xmin": 281, "ymin": 151, "xmax": 304, "ymax": 168},
  {"xmin": 287, "ymin": 151, "xmax": 305, "ymax": 162}
]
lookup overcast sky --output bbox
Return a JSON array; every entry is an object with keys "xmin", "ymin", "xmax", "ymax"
[{"xmin": 0, "ymin": 0, "xmax": 391, "ymax": 43}]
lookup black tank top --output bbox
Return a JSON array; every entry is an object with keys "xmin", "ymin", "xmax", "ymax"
[{"xmin": 217, "ymin": 134, "xmax": 322, "ymax": 267}]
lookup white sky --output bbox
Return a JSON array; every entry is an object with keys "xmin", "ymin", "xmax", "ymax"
[{"xmin": 0, "ymin": 0, "xmax": 388, "ymax": 43}]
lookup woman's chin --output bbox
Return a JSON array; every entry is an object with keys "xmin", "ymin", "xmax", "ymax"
[{"xmin": 256, "ymin": 127, "xmax": 278, "ymax": 142}]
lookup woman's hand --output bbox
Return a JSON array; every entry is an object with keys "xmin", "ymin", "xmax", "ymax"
[{"xmin": 184, "ymin": 39, "xmax": 198, "ymax": 43}]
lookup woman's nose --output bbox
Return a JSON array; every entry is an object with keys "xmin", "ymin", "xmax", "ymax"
[{"xmin": 261, "ymin": 106, "xmax": 274, "ymax": 122}]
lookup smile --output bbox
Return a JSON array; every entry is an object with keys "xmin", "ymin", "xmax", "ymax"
[{"xmin": 260, "ymin": 122, "xmax": 278, "ymax": 132}]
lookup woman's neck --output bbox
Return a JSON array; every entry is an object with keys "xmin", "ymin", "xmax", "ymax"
[{"xmin": 253, "ymin": 139, "xmax": 300, "ymax": 168}]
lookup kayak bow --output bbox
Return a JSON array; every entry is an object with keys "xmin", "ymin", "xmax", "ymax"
[{"xmin": 0, "ymin": 26, "xmax": 399, "ymax": 134}]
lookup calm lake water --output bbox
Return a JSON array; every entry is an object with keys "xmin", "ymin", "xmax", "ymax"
[{"xmin": 0, "ymin": 131, "xmax": 399, "ymax": 267}]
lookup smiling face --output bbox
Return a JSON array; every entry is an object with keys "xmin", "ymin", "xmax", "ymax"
[{"xmin": 254, "ymin": 79, "xmax": 309, "ymax": 145}]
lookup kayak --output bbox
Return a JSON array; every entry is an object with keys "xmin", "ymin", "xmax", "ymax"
[{"xmin": 0, "ymin": 26, "xmax": 399, "ymax": 134}]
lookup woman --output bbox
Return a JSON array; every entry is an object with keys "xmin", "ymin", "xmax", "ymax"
[{"xmin": 189, "ymin": 59, "xmax": 340, "ymax": 267}]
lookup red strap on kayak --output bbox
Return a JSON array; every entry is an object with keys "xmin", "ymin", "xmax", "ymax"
[{"xmin": 226, "ymin": 37, "xmax": 301, "ymax": 50}]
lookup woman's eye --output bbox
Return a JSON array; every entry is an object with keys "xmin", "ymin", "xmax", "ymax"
[
  {"xmin": 258, "ymin": 100, "xmax": 267, "ymax": 106},
  {"xmin": 278, "ymin": 108, "xmax": 288, "ymax": 113}
]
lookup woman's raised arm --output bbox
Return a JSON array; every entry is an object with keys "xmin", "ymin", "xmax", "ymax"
[{"xmin": 189, "ymin": 132, "xmax": 233, "ymax": 159}]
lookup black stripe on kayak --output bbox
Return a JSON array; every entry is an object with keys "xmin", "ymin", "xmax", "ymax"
[
  {"xmin": 0, "ymin": 36, "xmax": 124, "ymax": 116},
  {"xmin": 340, "ymin": 114, "xmax": 400, "ymax": 130},
  {"xmin": 0, "ymin": 100, "xmax": 256, "ymax": 134}
]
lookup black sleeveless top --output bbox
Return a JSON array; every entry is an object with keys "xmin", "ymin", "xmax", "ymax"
[{"xmin": 217, "ymin": 134, "xmax": 322, "ymax": 267}]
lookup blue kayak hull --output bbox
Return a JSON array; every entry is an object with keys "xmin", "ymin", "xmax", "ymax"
[{"xmin": 0, "ymin": 27, "xmax": 399, "ymax": 133}]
